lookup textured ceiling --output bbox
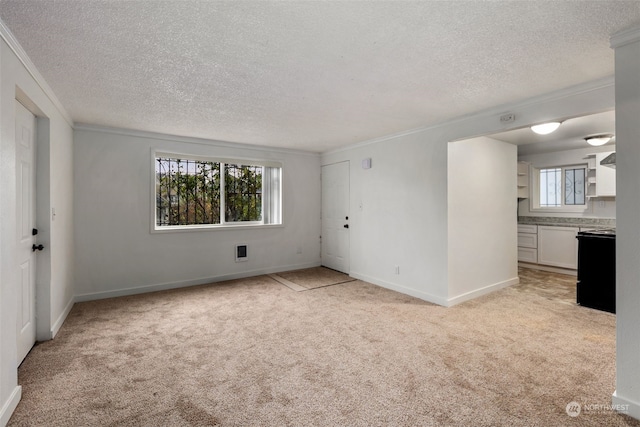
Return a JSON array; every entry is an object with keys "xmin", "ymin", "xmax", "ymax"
[{"xmin": 0, "ymin": 1, "xmax": 639, "ymax": 152}]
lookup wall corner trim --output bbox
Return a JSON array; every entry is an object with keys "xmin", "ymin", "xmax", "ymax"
[
  {"xmin": 74, "ymin": 123, "xmax": 321, "ymax": 158},
  {"xmin": 349, "ymin": 271, "xmax": 449, "ymax": 306},
  {"xmin": 51, "ymin": 297, "xmax": 75, "ymax": 339},
  {"xmin": 0, "ymin": 18, "xmax": 73, "ymax": 126},
  {"xmin": 74, "ymin": 262, "xmax": 322, "ymax": 303},
  {"xmin": 446, "ymin": 277, "xmax": 520, "ymax": 307},
  {"xmin": 322, "ymin": 76, "xmax": 614, "ymax": 156},
  {"xmin": 0, "ymin": 386, "xmax": 22, "ymax": 427},
  {"xmin": 612, "ymin": 390, "xmax": 640, "ymax": 421},
  {"xmin": 610, "ymin": 26, "xmax": 640, "ymax": 49}
]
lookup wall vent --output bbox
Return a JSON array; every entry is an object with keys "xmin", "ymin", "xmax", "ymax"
[{"xmin": 236, "ymin": 244, "xmax": 248, "ymax": 262}]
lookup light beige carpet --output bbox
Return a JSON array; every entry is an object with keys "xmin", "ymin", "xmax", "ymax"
[
  {"xmin": 9, "ymin": 272, "xmax": 639, "ymax": 426},
  {"xmin": 270, "ymin": 266, "xmax": 356, "ymax": 291}
]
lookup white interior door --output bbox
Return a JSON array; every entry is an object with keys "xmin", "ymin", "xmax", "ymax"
[
  {"xmin": 16, "ymin": 100, "xmax": 37, "ymax": 365},
  {"xmin": 321, "ymin": 161, "xmax": 350, "ymax": 273}
]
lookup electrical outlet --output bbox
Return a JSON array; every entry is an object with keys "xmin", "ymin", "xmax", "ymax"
[{"xmin": 394, "ymin": 265, "xmax": 400, "ymax": 275}]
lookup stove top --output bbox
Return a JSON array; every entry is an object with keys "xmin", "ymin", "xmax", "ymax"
[{"xmin": 578, "ymin": 228, "xmax": 616, "ymax": 237}]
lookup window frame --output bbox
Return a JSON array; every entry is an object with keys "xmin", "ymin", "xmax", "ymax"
[
  {"xmin": 151, "ymin": 150, "xmax": 283, "ymax": 233},
  {"xmin": 531, "ymin": 163, "xmax": 590, "ymax": 213}
]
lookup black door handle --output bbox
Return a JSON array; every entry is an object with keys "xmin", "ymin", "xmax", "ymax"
[
  {"xmin": 32, "ymin": 244, "xmax": 44, "ymax": 252},
  {"xmin": 343, "ymin": 224, "xmax": 349, "ymax": 228}
]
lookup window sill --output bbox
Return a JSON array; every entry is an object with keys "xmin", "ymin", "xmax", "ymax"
[
  {"xmin": 151, "ymin": 223, "xmax": 284, "ymax": 234},
  {"xmin": 531, "ymin": 206, "xmax": 590, "ymax": 214}
]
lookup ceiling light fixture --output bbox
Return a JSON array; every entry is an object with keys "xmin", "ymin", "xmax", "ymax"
[
  {"xmin": 530, "ymin": 122, "xmax": 561, "ymax": 135},
  {"xmin": 585, "ymin": 134, "xmax": 614, "ymax": 146}
]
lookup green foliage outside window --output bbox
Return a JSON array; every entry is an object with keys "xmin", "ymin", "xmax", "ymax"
[
  {"xmin": 225, "ymin": 164, "xmax": 262, "ymax": 222},
  {"xmin": 156, "ymin": 157, "xmax": 262, "ymax": 226}
]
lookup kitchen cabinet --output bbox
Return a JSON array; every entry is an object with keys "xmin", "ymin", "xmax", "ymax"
[
  {"xmin": 517, "ymin": 161, "xmax": 530, "ymax": 198},
  {"xmin": 518, "ymin": 247, "xmax": 538, "ymax": 263},
  {"xmin": 537, "ymin": 226, "xmax": 579, "ymax": 269},
  {"xmin": 517, "ymin": 224, "xmax": 537, "ymax": 263},
  {"xmin": 595, "ymin": 151, "xmax": 616, "ymax": 197},
  {"xmin": 586, "ymin": 155, "xmax": 597, "ymax": 197},
  {"xmin": 585, "ymin": 152, "xmax": 616, "ymax": 197}
]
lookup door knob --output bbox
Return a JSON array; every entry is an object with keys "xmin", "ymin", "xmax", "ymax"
[
  {"xmin": 343, "ymin": 224, "xmax": 349, "ymax": 228},
  {"xmin": 32, "ymin": 244, "xmax": 44, "ymax": 252}
]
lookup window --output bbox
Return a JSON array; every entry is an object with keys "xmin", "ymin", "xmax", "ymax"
[
  {"xmin": 563, "ymin": 167, "xmax": 586, "ymax": 205},
  {"xmin": 539, "ymin": 167, "xmax": 562, "ymax": 207},
  {"xmin": 154, "ymin": 153, "xmax": 281, "ymax": 229},
  {"xmin": 224, "ymin": 163, "xmax": 262, "ymax": 222},
  {"xmin": 535, "ymin": 164, "xmax": 587, "ymax": 211}
]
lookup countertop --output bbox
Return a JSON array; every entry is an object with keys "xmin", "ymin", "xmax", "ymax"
[{"xmin": 518, "ymin": 216, "xmax": 615, "ymax": 229}]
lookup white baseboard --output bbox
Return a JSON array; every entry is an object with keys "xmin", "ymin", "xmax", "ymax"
[
  {"xmin": 51, "ymin": 297, "xmax": 75, "ymax": 339},
  {"xmin": 74, "ymin": 261, "xmax": 321, "ymax": 302},
  {"xmin": 612, "ymin": 390, "xmax": 640, "ymax": 421},
  {"xmin": 446, "ymin": 277, "xmax": 520, "ymax": 307},
  {"xmin": 349, "ymin": 271, "xmax": 449, "ymax": 306},
  {"xmin": 518, "ymin": 262, "xmax": 577, "ymax": 276},
  {"xmin": 0, "ymin": 386, "xmax": 21, "ymax": 427},
  {"xmin": 350, "ymin": 272, "xmax": 519, "ymax": 308}
]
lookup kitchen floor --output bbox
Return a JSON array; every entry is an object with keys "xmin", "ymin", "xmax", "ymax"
[{"xmin": 515, "ymin": 266, "xmax": 577, "ymax": 306}]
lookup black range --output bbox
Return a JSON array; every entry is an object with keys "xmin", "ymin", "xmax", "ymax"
[{"xmin": 576, "ymin": 229, "xmax": 616, "ymax": 313}]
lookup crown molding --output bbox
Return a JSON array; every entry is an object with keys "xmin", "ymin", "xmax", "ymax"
[
  {"xmin": 611, "ymin": 25, "xmax": 640, "ymax": 49},
  {"xmin": 324, "ymin": 76, "xmax": 615, "ymax": 156},
  {"xmin": 73, "ymin": 123, "xmax": 320, "ymax": 157},
  {"xmin": 0, "ymin": 19, "xmax": 73, "ymax": 127}
]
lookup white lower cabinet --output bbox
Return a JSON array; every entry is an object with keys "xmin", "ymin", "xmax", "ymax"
[
  {"xmin": 537, "ymin": 226, "xmax": 579, "ymax": 269},
  {"xmin": 517, "ymin": 224, "xmax": 538, "ymax": 263},
  {"xmin": 517, "ymin": 233, "xmax": 538, "ymax": 248},
  {"xmin": 518, "ymin": 247, "xmax": 538, "ymax": 263}
]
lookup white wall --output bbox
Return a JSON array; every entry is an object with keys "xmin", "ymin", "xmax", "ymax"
[
  {"xmin": 612, "ymin": 27, "xmax": 640, "ymax": 420},
  {"xmin": 322, "ymin": 79, "xmax": 615, "ymax": 307},
  {"xmin": 73, "ymin": 126, "xmax": 321, "ymax": 300},
  {"xmin": 0, "ymin": 37, "xmax": 74, "ymax": 425},
  {"xmin": 448, "ymin": 137, "xmax": 518, "ymax": 304},
  {"xmin": 323, "ymin": 132, "xmax": 450, "ymax": 304},
  {"xmin": 518, "ymin": 145, "xmax": 616, "ymax": 218}
]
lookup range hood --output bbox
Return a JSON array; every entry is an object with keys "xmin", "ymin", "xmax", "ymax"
[{"xmin": 600, "ymin": 152, "xmax": 616, "ymax": 169}]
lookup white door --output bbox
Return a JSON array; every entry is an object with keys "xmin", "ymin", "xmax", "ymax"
[
  {"xmin": 16, "ymin": 100, "xmax": 37, "ymax": 365},
  {"xmin": 321, "ymin": 161, "xmax": 350, "ymax": 273}
]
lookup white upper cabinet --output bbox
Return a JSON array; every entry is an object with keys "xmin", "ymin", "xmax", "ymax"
[{"xmin": 585, "ymin": 151, "xmax": 616, "ymax": 197}]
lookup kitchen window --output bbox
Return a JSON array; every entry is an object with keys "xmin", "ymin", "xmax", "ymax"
[
  {"xmin": 154, "ymin": 152, "xmax": 282, "ymax": 230},
  {"xmin": 533, "ymin": 164, "xmax": 588, "ymax": 212}
]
